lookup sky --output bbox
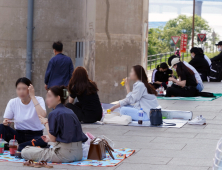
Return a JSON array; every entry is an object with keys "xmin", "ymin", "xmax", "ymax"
[{"xmin": 149, "ymin": 0, "xmax": 222, "ymax": 40}]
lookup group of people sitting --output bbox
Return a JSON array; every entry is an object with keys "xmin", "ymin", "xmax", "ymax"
[
  {"xmin": 1, "ymin": 41, "xmax": 221, "ymax": 164},
  {"xmin": 151, "ymin": 43, "xmax": 222, "ymax": 97},
  {"xmin": 2, "ymin": 67, "xmax": 103, "ymax": 163},
  {"xmin": 0, "ymin": 41, "xmax": 160, "ymax": 164}
]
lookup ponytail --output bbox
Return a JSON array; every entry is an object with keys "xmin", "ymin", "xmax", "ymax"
[
  {"xmin": 48, "ymin": 86, "xmax": 68, "ymax": 104},
  {"xmin": 156, "ymin": 65, "xmax": 160, "ymax": 70}
]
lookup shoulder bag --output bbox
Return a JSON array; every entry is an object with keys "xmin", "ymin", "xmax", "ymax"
[{"xmin": 87, "ymin": 137, "xmax": 115, "ymax": 160}]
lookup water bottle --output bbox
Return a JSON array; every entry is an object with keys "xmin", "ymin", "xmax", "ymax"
[{"xmin": 138, "ymin": 108, "xmax": 144, "ymax": 125}]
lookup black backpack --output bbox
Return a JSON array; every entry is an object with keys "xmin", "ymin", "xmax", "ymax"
[{"xmin": 209, "ymin": 62, "xmax": 222, "ymax": 82}]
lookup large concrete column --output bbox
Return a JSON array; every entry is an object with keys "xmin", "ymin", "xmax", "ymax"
[
  {"xmin": 93, "ymin": 0, "xmax": 149, "ymax": 103},
  {"xmin": 0, "ymin": 0, "xmax": 148, "ymax": 120},
  {"xmin": 195, "ymin": 1, "xmax": 203, "ymax": 17}
]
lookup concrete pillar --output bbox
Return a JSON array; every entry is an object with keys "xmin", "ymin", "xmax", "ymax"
[
  {"xmin": 0, "ymin": 0, "xmax": 148, "ymax": 120},
  {"xmin": 195, "ymin": 1, "xmax": 203, "ymax": 17},
  {"xmin": 93, "ymin": 0, "xmax": 149, "ymax": 103}
]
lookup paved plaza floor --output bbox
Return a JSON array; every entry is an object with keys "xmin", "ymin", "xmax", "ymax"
[{"xmin": 2, "ymin": 82, "xmax": 222, "ymax": 170}]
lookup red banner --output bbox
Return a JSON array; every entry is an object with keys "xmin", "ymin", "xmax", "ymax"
[{"xmin": 180, "ymin": 34, "xmax": 188, "ymax": 53}]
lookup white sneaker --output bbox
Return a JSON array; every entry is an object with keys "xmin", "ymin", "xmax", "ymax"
[{"xmin": 188, "ymin": 115, "xmax": 206, "ymax": 125}]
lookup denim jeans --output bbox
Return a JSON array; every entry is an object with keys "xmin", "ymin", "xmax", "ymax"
[
  {"xmin": 196, "ymin": 83, "xmax": 203, "ymax": 92},
  {"xmin": 120, "ymin": 106, "xmax": 150, "ymax": 121}
]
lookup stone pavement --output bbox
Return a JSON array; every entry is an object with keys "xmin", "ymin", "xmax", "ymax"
[{"xmin": 2, "ymin": 82, "xmax": 222, "ymax": 170}]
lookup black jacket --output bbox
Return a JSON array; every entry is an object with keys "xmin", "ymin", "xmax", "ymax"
[
  {"xmin": 211, "ymin": 52, "xmax": 222, "ymax": 63},
  {"xmin": 152, "ymin": 69, "xmax": 173, "ymax": 83},
  {"xmin": 189, "ymin": 54, "xmax": 210, "ymax": 76}
]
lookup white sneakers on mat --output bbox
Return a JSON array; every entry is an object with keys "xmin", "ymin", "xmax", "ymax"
[{"xmin": 188, "ymin": 115, "xmax": 206, "ymax": 125}]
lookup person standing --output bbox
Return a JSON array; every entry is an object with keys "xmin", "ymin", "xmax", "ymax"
[
  {"xmin": 211, "ymin": 41, "xmax": 222, "ymax": 66},
  {"xmin": 45, "ymin": 41, "xmax": 74, "ymax": 90}
]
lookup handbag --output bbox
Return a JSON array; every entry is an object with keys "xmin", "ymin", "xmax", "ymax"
[
  {"xmin": 87, "ymin": 137, "xmax": 115, "ymax": 160},
  {"xmin": 150, "ymin": 109, "xmax": 163, "ymax": 126}
]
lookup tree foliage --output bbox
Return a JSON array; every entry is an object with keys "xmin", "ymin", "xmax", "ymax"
[{"xmin": 148, "ymin": 15, "xmax": 214, "ymax": 55}]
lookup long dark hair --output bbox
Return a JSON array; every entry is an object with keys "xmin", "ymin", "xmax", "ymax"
[
  {"xmin": 133, "ymin": 65, "xmax": 157, "ymax": 96},
  {"xmin": 156, "ymin": 62, "xmax": 169, "ymax": 70},
  {"xmin": 176, "ymin": 62, "xmax": 194, "ymax": 77},
  {"xmin": 15, "ymin": 77, "xmax": 32, "ymax": 87},
  {"xmin": 68, "ymin": 67, "xmax": 98, "ymax": 95},
  {"xmin": 49, "ymin": 86, "xmax": 68, "ymax": 104}
]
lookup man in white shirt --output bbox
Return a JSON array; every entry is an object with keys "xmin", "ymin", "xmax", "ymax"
[{"xmin": 168, "ymin": 55, "xmax": 204, "ymax": 92}]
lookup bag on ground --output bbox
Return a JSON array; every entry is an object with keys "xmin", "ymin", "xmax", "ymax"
[
  {"xmin": 103, "ymin": 114, "xmax": 132, "ymax": 125},
  {"xmin": 150, "ymin": 109, "xmax": 163, "ymax": 126},
  {"xmin": 87, "ymin": 137, "xmax": 115, "ymax": 160}
]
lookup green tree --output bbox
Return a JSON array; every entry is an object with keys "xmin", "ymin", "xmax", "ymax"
[
  {"xmin": 148, "ymin": 15, "xmax": 212, "ymax": 55},
  {"xmin": 148, "ymin": 28, "xmax": 170, "ymax": 55}
]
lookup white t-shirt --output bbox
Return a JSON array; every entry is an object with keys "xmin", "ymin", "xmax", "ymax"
[
  {"xmin": 204, "ymin": 54, "xmax": 212, "ymax": 66},
  {"xmin": 183, "ymin": 61, "xmax": 203, "ymax": 86},
  {"xmin": 3, "ymin": 96, "xmax": 46, "ymax": 131}
]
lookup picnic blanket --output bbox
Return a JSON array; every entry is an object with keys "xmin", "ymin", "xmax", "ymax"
[
  {"xmin": 0, "ymin": 148, "xmax": 135, "ymax": 167},
  {"xmin": 157, "ymin": 93, "xmax": 222, "ymax": 101}
]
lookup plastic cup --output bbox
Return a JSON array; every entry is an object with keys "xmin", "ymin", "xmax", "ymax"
[
  {"xmin": 0, "ymin": 141, "xmax": 4, "ymax": 155},
  {"xmin": 9, "ymin": 139, "xmax": 18, "ymax": 156}
]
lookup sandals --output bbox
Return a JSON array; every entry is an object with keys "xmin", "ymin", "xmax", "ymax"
[
  {"xmin": 23, "ymin": 160, "xmax": 53, "ymax": 168},
  {"xmin": 34, "ymin": 161, "xmax": 53, "ymax": 168},
  {"xmin": 23, "ymin": 160, "xmax": 35, "ymax": 167}
]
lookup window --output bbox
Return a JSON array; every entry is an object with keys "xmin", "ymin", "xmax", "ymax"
[{"xmin": 75, "ymin": 42, "xmax": 84, "ymax": 58}]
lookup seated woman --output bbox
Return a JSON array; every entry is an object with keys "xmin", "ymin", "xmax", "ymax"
[
  {"xmin": 166, "ymin": 58, "xmax": 198, "ymax": 97},
  {"xmin": 0, "ymin": 77, "xmax": 47, "ymax": 151},
  {"xmin": 109, "ymin": 65, "xmax": 159, "ymax": 121},
  {"xmin": 66, "ymin": 67, "xmax": 102, "ymax": 123},
  {"xmin": 21, "ymin": 86, "xmax": 87, "ymax": 163},
  {"xmin": 189, "ymin": 47, "xmax": 210, "ymax": 82},
  {"xmin": 151, "ymin": 62, "xmax": 173, "ymax": 89}
]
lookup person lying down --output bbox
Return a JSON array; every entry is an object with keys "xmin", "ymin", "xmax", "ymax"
[{"xmin": 109, "ymin": 65, "xmax": 159, "ymax": 121}]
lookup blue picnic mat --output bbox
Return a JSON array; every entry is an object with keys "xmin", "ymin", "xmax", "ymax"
[
  {"xmin": 0, "ymin": 148, "xmax": 135, "ymax": 167},
  {"xmin": 157, "ymin": 93, "xmax": 222, "ymax": 101}
]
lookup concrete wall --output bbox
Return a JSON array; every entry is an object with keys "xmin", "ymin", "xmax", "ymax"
[
  {"xmin": 0, "ymin": 0, "xmax": 148, "ymax": 121},
  {"xmin": 0, "ymin": 0, "xmax": 87, "ymax": 121},
  {"xmin": 94, "ymin": 0, "xmax": 148, "ymax": 103}
]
